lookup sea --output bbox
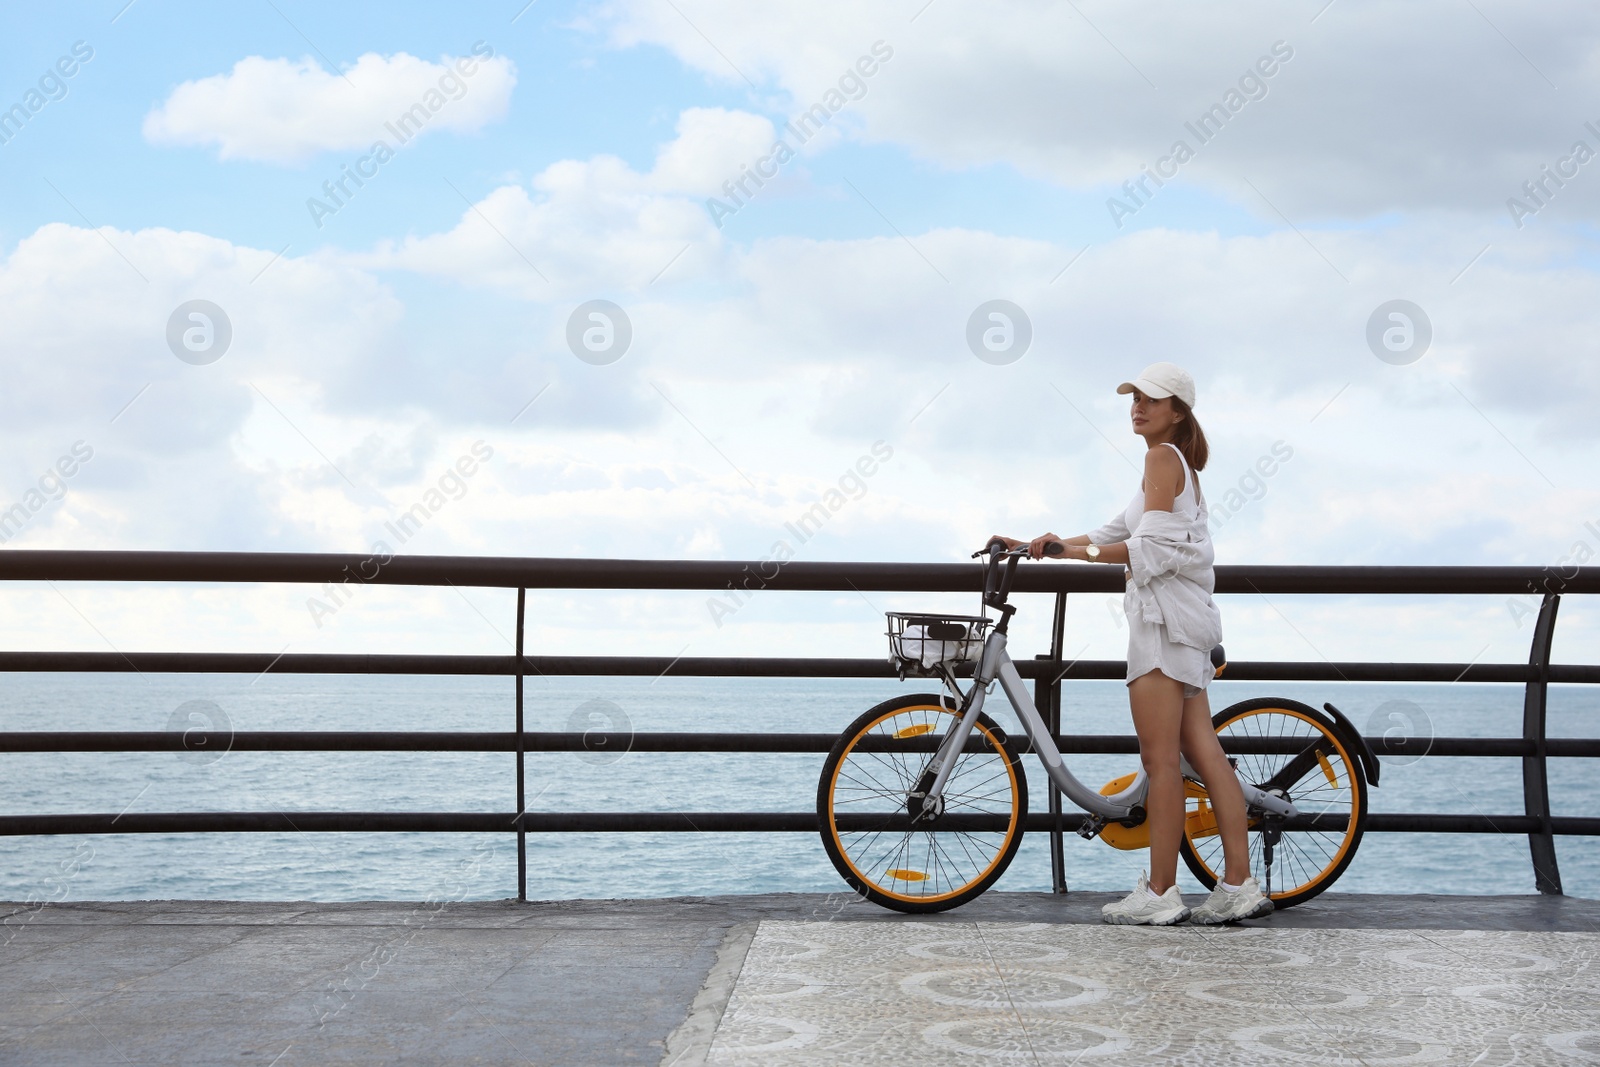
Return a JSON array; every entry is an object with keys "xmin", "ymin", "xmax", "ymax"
[{"xmin": 1, "ymin": 673, "xmax": 1596, "ymax": 904}]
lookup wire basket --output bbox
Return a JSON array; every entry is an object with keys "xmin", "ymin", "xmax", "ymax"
[{"xmin": 886, "ymin": 612, "xmax": 990, "ymax": 676}]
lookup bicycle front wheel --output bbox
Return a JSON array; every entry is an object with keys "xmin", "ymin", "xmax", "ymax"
[
  {"xmin": 817, "ymin": 694, "xmax": 1027, "ymax": 913},
  {"xmin": 1180, "ymin": 697, "xmax": 1367, "ymax": 908}
]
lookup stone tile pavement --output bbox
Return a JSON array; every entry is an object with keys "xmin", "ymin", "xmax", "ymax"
[{"xmin": 1, "ymin": 893, "xmax": 1596, "ymax": 1066}]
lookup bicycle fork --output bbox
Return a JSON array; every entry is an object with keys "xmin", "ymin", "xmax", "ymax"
[{"xmin": 912, "ymin": 665, "xmax": 988, "ymax": 822}]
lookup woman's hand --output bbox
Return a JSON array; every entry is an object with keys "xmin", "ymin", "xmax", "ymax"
[
  {"xmin": 987, "ymin": 534, "xmax": 1025, "ymax": 552},
  {"xmin": 1027, "ymin": 532, "xmax": 1064, "ymax": 559}
]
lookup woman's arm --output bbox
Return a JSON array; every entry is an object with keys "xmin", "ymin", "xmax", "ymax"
[
  {"xmin": 1025, "ymin": 531, "xmax": 1130, "ymax": 565},
  {"xmin": 1141, "ymin": 447, "xmax": 1181, "ymax": 515},
  {"xmin": 1040, "ymin": 452, "xmax": 1178, "ymax": 568}
]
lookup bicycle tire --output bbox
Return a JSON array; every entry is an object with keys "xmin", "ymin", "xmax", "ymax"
[
  {"xmin": 817, "ymin": 694, "xmax": 1027, "ymax": 913},
  {"xmin": 1179, "ymin": 696, "xmax": 1368, "ymax": 908}
]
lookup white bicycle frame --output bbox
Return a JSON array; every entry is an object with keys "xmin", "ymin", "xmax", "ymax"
[{"xmin": 918, "ymin": 626, "xmax": 1299, "ymax": 827}]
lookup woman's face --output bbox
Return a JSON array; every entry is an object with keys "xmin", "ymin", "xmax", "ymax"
[{"xmin": 1130, "ymin": 389, "xmax": 1183, "ymax": 441}]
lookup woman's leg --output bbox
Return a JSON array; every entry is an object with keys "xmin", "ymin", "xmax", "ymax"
[
  {"xmin": 1177, "ymin": 688, "xmax": 1252, "ymax": 886},
  {"xmin": 1127, "ymin": 668, "xmax": 1185, "ymax": 893}
]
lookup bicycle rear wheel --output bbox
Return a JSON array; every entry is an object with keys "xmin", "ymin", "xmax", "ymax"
[
  {"xmin": 817, "ymin": 694, "xmax": 1027, "ymax": 913},
  {"xmin": 1180, "ymin": 697, "xmax": 1367, "ymax": 908}
]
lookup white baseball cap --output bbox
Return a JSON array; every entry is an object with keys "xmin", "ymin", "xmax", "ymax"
[{"xmin": 1116, "ymin": 362, "xmax": 1196, "ymax": 409}]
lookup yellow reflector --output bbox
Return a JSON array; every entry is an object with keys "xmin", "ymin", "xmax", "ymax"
[
  {"xmin": 887, "ymin": 868, "xmax": 928, "ymax": 882},
  {"xmin": 1317, "ymin": 749, "xmax": 1339, "ymax": 788},
  {"xmin": 893, "ymin": 723, "xmax": 936, "ymax": 739}
]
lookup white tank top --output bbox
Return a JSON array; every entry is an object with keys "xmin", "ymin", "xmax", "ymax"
[{"xmin": 1123, "ymin": 441, "xmax": 1203, "ymax": 532}]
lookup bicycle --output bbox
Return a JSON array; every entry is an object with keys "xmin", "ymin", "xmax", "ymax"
[{"xmin": 816, "ymin": 540, "xmax": 1381, "ymax": 914}]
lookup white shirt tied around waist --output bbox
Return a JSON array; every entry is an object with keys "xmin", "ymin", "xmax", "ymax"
[{"xmin": 1086, "ymin": 449, "xmax": 1224, "ymax": 651}]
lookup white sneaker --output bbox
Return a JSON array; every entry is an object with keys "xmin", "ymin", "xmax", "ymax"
[
  {"xmin": 1101, "ymin": 871, "xmax": 1191, "ymax": 926},
  {"xmin": 1187, "ymin": 875, "xmax": 1274, "ymax": 924}
]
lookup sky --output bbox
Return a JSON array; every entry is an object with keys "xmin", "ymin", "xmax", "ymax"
[{"xmin": 0, "ymin": 0, "xmax": 1597, "ymax": 671}]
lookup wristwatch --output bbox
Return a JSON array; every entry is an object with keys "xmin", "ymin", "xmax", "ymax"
[{"xmin": 1085, "ymin": 543, "xmax": 1100, "ymax": 561}]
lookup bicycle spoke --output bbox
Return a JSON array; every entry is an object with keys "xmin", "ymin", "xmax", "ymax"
[
  {"xmin": 852, "ymin": 831, "xmax": 909, "ymax": 880},
  {"xmin": 833, "ymin": 765, "xmax": 905, "ymax": 800},
  {"xmin": 845, "ymin": 828, "xmax": 889, "ymax": 868},
  {"xmin": 939, "ymin": 789, "xmax": 1013, "ymax": 809},
  {"xmin": 945, "ymin": 762, "xmax": 1010, "ymax": 799},
  {"xmin": 946, "ymin": 829, "xmax": 985, "ymax": 874},
  {"xmin": 927, "ymin": 835, "xmax": 950, "ymax": 893},
  {"xmin": 867, "ymin": 746, "xmax": 916, "ymax": 793}
]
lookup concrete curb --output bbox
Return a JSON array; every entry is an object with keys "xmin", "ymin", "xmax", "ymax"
[{"xmin": 658, "ymin": 921, "xmax": 758, "ymax": 1067}]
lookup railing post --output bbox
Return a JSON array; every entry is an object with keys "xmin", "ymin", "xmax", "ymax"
[
  {"xmin": 1046, "ymin": 591, "xmax": 1068, "ymax": 893},
  {"xmin": 516, "ymin": 586, "xmax": 527, "ymax": 902},
  {"xmin": 1523, "ymin": 591, "xmax": 1562, "ymax": 894}
]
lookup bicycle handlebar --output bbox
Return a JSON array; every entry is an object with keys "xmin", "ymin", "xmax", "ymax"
[
  {"xmin": 970, "ymin": 540, "xmax": 1066, "ymax": 560},
  {"xmin": 979, "ymin": 542, "xmax": 1022, "ymax": 608},
  {"xmin": 976, "ymin": 539, "xmax": 1068, "ymax": 609}
]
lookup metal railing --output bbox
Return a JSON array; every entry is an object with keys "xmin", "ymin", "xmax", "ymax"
[{"xmin": 1, "ymin": 551, "xmax": 1596, "ymax": 899}]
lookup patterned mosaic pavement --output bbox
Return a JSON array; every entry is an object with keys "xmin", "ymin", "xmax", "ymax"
[{"xmin": 700, "ymin": 920, "xmax": 1600, "ymax": 1065}]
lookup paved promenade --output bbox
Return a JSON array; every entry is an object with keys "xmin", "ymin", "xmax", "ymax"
[{"xmin": 2, "ymin": 893, "xmax": 1597, "ymax": 1065}]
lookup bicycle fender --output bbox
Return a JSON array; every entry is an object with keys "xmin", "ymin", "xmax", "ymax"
[{"xmin": 1323, "ymin": 701, "xmax": 1381, "ymax": 787}]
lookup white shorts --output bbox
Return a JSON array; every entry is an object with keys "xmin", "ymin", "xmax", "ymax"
[{"xmin": 1125, "ymin": 601, "xmax": 1213, "ymax": 699}]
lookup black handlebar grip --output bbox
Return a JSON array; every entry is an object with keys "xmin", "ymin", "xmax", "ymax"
[{"xmin": 1043, "ymin": 541, "xmax": 1065, "ymax": 556}]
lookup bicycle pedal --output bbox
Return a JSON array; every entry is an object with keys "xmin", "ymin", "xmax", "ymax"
[{"xmin": 1076, "ymin": 814, "xmax": 1108, "ymax": 841}]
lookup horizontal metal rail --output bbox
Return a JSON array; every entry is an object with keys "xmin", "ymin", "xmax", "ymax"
[
  {"xmin": 0, "ymin": 549, "xmax": 1596, "ymax": 595},
  {"xmin": 5, "ymin": 731, "xmax": 1600, "ymax": 758},
  {"xmin": 5, "ymin": 812, "xmax": 1600, "ymax": 836},
  {"xmin": 0, "ymin": 651, "xmax": 1595, "ymax": 684}
]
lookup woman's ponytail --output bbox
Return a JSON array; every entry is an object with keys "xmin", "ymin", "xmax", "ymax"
[{"xmin": 1169, "ymin": 398, "xmax": 1208, "ymax": 471}]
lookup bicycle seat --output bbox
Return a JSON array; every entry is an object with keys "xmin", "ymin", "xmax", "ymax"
[{"xmin": 1210, "ymin": 644, "xmax": 1226, "ymax": 678}]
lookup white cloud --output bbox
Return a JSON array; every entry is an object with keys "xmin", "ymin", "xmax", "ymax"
[
  {"xmin": 0, "ymin": 220, "xmax": 411, "ymax": 551},
  {"xmin": 143, "ymin": 47, "xmax": 515, "ymax": 164},
  {"xmin": 350, "ymin": 107, "xmax": 770, "ymax": 295},
  {"xmin": 651, "ymin": 106, "xmax": 785, "ymax": 194},
  {"xmin": 600, "ymin": 0, "xmax": 1600, "ymax": 222},
  {"xmin": 341, "ymin": 163, "xmax": 1600, "ymax": 614}
]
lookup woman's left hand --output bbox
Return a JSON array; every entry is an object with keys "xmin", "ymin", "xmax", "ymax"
[{"xmin": 1027, "ymin": 533, "xmax": 1064, "ymax": 559}]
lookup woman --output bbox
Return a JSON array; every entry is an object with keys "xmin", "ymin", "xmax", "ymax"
[{"xmin": 991, "ymin": 362, "xmax": 1271, "ymax": 926}]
